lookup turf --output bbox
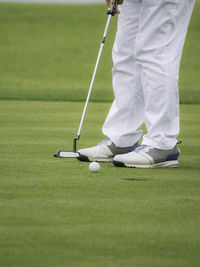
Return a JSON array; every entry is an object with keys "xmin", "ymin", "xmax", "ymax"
[
  {"xmin": 0, "ymin": 2, "xmax": 199, "ymax": 266},
  {"xmin": 0, "ymin": 2, "xmax": 200, "ymax": 104},
  {"xmin": 0, "ymin": 100, "xmax": 200, "ymax": 267}
]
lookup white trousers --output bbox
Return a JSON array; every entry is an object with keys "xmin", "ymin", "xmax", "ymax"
[{"xmin": 102, "ymin": 0, "xmax": 195, "ymax": 150}]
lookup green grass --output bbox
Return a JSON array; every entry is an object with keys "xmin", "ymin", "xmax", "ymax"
[
  {"xmin": 0, "ymin": 2, "xmax": 199, "ymax": 266},
  {"xmin": 0, "ymin": 100, "xmax": 200, "ymax": 267},
  {"xmin": 0, "ymin": 2, "xmax": 200, "ymax": 104},
  {"xmin": 0, "ymin": 3, "xmax": 115, "ymax": 102}
]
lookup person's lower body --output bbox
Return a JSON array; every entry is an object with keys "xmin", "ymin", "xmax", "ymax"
[
  {"xmin": 103, "ymin": 0, "xmax": 195, "ymax": 150},
  {"xmin": 78, "ymin": 0, "xmax": 195, "ymax": 167}
]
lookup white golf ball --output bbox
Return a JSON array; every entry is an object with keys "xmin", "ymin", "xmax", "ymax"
[{"xmin": 89, "ymin": 162, "xmax": 100, "ymax": 173}]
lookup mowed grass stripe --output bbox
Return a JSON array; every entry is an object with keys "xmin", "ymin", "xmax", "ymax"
[
  {"xmin": 0, "ymin": 100, "xmax": 199, "ymax": 267},
  {"xmin": 0, "ymin": 2, "xmax": 200, "ymax": 104}
]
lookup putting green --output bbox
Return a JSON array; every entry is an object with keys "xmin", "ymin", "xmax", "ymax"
[
  {"xmin": 0, "ymin": 2, "xmax": 199, "ymax": 266},
  {"xmin": 0, "ymin": 100, "xmax": 199, "ymax": 267}
]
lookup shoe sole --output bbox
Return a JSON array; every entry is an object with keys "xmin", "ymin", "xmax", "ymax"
[
  {"xmin": 78, "ymin": 154, "xmax": 113, "ymax": 163},
  {"xmin": 113, "ymin": 160, "xmax": 179, "ymax": 168}
]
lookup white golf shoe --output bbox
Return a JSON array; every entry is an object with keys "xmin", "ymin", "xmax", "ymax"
[
  {"xmin": 113, "ymin": 144, "xmax": 180, "ymax": 168},
  {"xmin": 78, "ymin": 138, "xmax": 140, "ymax": 162}
]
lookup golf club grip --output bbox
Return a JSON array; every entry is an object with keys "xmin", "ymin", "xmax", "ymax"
[{"xmin": 107, "ymin": 0, "xmax": 118, "ymax": 16}]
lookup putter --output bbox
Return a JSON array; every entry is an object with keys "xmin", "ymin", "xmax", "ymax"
[{"xmin": 54, "ymin": 0, "xmax": 118, "ymax": 158}]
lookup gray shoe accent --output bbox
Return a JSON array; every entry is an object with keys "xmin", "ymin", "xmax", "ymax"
[
  {"xmin": 107, "ymin": 141, "xmax": 140, "ymax": 156},
  {"xmin": 138, "ymin": 145, "xmax": 180, "ymax": 164}
]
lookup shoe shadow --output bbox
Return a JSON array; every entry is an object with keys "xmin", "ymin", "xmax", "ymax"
[{"xmin": 122, "ymin": 178, "xmax": 149, "ymax": 182}]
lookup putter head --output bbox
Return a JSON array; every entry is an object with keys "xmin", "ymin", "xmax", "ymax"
[{"xmin": 54, "ymin": 150, "xmax": 80, "ymax": 158}]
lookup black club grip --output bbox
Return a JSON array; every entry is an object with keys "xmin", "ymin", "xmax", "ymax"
[{"xmin": 107, "ymin": 0, "xmax": 118, "ymax": 16}]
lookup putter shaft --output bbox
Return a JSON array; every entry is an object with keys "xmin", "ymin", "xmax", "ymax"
[{"xmin": 76, "ymin": 14, "xmax": 112, "ymax": 139}]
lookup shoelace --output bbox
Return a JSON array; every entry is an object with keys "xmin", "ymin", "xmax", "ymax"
[
  {"xmin": 134, "ymin": 145, "xmax": 148, "ymax": 153},
  {"xmin": 97, "ymin": 137, "xmax": 110, "ymax": 146}
]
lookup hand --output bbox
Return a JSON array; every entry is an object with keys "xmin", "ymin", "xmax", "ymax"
[
  {"xmin": 106, "ymin": 0, "xmax": 124, "ymax": 14},
  {"xmin": 106, "ymin": 0, "xmax": 124, "ymax": 5}
]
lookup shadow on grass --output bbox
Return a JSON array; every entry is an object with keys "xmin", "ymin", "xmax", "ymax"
[{"xmin": 122, "ymin": 178, "xmax": 150, "ymax": 182}]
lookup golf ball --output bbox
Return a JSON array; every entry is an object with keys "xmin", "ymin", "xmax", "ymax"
[{"xmin": 89, "ymin": 162, "xmax": 100, "ymax": 173}]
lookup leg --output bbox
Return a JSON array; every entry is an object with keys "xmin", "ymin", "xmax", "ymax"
[
  {"xmin": 113, "ymin": 0, "xmax": 196, "ymax": 168},
  {"xmin": 102, "ymin": 0, "xmax": 144, "ymax": 148},
  {"xmin": 134, "ymin": 0, "xmax": 196, "ymax": 150},
  {"xmin": 77, "ymin": 0, "xmax": 143, "ymax": 162}
]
